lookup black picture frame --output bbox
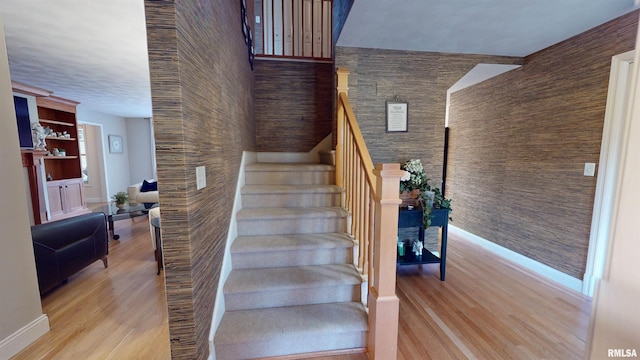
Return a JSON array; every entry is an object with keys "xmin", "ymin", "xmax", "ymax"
[{"xmin": 386, "ymin": 100, "xmax": 409, "ymax": 132}]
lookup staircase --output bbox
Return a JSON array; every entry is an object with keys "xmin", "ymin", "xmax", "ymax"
[{"xmin": 214, "ymin": 162, "xmax": 368, "ymax": 359}]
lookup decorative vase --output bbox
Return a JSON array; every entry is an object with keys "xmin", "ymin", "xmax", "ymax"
[
  {"xmin": 399, "ymin": 189, "xmax": 420, "ymax": 208},
  {"xmin": 116, "ymin": 203, "xmax": 126, "ymax": 209},
  {"xmin": 422, "ymin": 190, "xmax": 435, "ymax": 209}
]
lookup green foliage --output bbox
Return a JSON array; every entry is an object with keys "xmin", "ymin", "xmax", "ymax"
[
  {"xmin": 400, "ymin": 159, "xmax": 452, "ymax": 227},
  {"xmin": 112, "ymin": 191, "xmax": 129, "ymax": 205},
  {"xmin": 419, "ymin": 187, "xmax": 453, "ymax": 227}
]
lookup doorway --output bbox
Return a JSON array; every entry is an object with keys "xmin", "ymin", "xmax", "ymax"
[
  {"xmin": 78, "ymin": 123, "xmax": 108, "ymax": 203},
  {"xmin": 583, "ymin": 50, "xmax": 635, "ymax": 296}
]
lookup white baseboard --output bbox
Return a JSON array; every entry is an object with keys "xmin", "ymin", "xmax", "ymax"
[
  {"xmin": 450, "ymin": 225, "xmax": 583, "ymax": 292},
  {"xmin": 209, "ymin": 151, "xmax": 256, "ymax": 359},
  {"xmin": 582, "ymin": 274, "xmax": 601, "ymax": 297},
  {"xmin": 0, "ymin": 314, "xmax": 49, "ymax": 359}
]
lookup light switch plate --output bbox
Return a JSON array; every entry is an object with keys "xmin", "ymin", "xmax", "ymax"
[
  {"xmin": 256, "ymin": 16, "xmax": 261, "ymax": 24},
  {"xmin": 584, "ymin": 163, "xmax": 596, "ymax": 177},
  {"xmin": 196, "ymin": 166, "xmax": 206, "ymax": 189}
]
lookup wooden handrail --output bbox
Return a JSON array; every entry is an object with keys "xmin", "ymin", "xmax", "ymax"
[{"xmin": 336, "ymin": 68, "xmax": 400, "ymax": 360}]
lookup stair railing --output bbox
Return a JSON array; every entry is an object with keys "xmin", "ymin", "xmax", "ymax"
[
  {"xmin": 257, "ymin": 0, "xmax": 333, "ymax": 60},
  {"xmin": 336, "ymin": 67, "xmax": 401, "ymax": 360}
]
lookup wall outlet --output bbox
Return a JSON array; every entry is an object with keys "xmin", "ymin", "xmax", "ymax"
[
  {"xmin": 255, "ymin": 16, "xmax": 261, "ymax": 24},
  {"xmin": 196, "ymin": 166, "xmax": 206, "ymax": 189},
  {"xmin": 584, "ymin": 163, "xmax": 596, "ymax": 177}
]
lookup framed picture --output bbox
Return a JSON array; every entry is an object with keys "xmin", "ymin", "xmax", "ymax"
[
  {"xmin": 109, "ymin": 135, "xmax": 123, "ymax": 153},
  {"xmin": 386, "ymin": 100, "xmax": 408, "ymax": 132}
]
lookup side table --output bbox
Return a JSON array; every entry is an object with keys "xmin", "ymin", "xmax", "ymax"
[
  {"xmin": 150, "ymin": 217, "xmax": 163, "ymax": 275},
  {"xmin": 397, "ymin": 207, "xmax": 449, "ymax": 281}
]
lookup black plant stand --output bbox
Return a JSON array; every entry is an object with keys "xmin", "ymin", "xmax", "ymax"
[{"xmin": 397, "ymin": 207, "xmax": 449, "ymax": 281}]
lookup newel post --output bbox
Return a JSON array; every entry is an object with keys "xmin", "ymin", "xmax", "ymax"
[
  {"xmin": 368, "ymin": 163, "xmax": 403, "ymax": 360},
  {"xmin": 337, "ymin": 67, "xmax": 349, "ymax": 96},
  {"xmin": 335, "ymin": 68, "xmax": 349, "ymax": 194}
]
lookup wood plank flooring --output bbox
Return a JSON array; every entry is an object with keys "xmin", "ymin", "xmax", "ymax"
[
  {"xmin": 394, "ymin": 234, "xmax": 591, "ymax": 360},
  {"xmin": 316, "ymin": 232, "xmax": 591, "ymax": 360},
  {"xmin": 12, "ymin": 214, "xmax": 170, "ymax": 360},
  {"xmin": 12, "ymin": 216, "xmax": 590, "ymax": 359}
]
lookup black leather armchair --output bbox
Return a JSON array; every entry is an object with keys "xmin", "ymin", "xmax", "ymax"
[{"xmin": 31, "ymin": 212, "xmax": 109, "ymax": 295}]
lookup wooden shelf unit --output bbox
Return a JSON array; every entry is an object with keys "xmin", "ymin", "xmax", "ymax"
[
  {"xmin": 40, "ymin": 118, "xmax": 75, "ymax": 127},
  {"xmin": 45, "ymin": 136, "xmax": 77, "ymax": 141},
  {"xmin": 45, "ymin": 156, "xmax": 79, "ymax": 160},
  {"xmin": 14, "ymin": 83, "xmax": 89, "ymax": 224},
  {"xmin": 37, "ymin": 96, "xmax": 82, "ymax": 181}
]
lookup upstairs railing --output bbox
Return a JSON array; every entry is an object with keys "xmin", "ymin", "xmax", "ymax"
[
  {"xmin": 336, "ymin": 68, "xmax": 401, "ymax": 360},
  {"xmin": 256, "ymin": 0, "xmax": 333, "ymax": 60}
]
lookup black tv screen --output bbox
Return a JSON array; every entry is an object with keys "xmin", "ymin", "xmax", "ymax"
[{"xmin": 14, "ymin": 96, "xmax": 33, "ymax": 149}]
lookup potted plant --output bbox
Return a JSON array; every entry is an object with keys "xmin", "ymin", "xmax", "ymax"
[
  {"xmin": 399, "ymin": 159, "xmax": 430, "ymax": 206},
  {"xmin": 400, "ymin": 159, "xmax": 452, "ymax": 227},
  {"xmin": 112, "ymin": 191, "xmax": 129, "ymax": 209}
]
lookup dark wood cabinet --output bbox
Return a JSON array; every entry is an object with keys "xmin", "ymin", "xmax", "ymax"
[{"xmin": 397, "ymin": 207, "xmax": 449, "ymax": 281}]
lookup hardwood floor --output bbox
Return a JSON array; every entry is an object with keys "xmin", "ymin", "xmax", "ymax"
[
  {"xmin": 13, "ymin": 214, "xmax": 170, "ymax": 360},
  {"xmin": 13, "ymin": 217, "xmax": 590, "ymax": 359},
  {"xmin": 316, "ymin": 232, "xmax": 591, "ymax": 360},
  {"xmin": 394, "ymin": 234, "xmax": 591, "ymax": 360}
]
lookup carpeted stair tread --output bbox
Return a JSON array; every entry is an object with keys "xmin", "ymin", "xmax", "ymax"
[
  {"xmin": 237, "ymin": 206, "xmax": 348, "ymax": 220},
  {"xmin": 215, "ymin": 161, "xmax": 366, "ymax": 358},
  {"xmin": 245, "ymin": 162, "xmax": 335, "ymax": 172},
  {"xmin": 224, "ymin": 264, "xmax": 361, "ymax": 294},
  {"xmin": 214, "ymin": 302, "xmax": 367, "ymax": 345},
  {"xmin": 242, "ymin": 184, "xmax": 342, "ymax": 194},
  {"xmin": 245, "ymin": 163, "xmax": 335, "ymax": 186},
  {"xmin": 231, "ymin": 233, "xmax": 353, "ymax": 253},
  {"xmin": 241, "ymin": 184, "xmax": 342, "ymax": 208}
]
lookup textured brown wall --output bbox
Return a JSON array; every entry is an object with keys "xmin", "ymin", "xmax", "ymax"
[
  {"xmin": 447, "ymin": 11, "xmax": 638, "ymax": 279},
  {"xmin": 335, "ymin": 47, "xmax": 522, "ymax": 188},
  {"xmin": 145, "ymin": 1, "xmax": 255, "ymax": 359},
  {"xmin": 255, "ymin": 59, "xmax": 333, "ymax": 152},
  {"xmin": 252, "ymin": 0, "xmax": 350, "ymax": 153}
]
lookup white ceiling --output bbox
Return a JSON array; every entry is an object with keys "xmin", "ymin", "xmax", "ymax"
[
  {"xmin": 339, "ymin": 0, "xmax": 638, "ymax": 56},
  {"xmin": 0, "ymin": 1, "xmax": 638, "ymax": 119},
  {"xmin": 0, "ymin": 0, "xmax": 151, "ymax": 118}
]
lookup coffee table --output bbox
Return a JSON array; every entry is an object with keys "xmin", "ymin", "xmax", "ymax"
[{"xmin": 93, "ymin": 203, "xmax": 157, "ymax": 240}]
